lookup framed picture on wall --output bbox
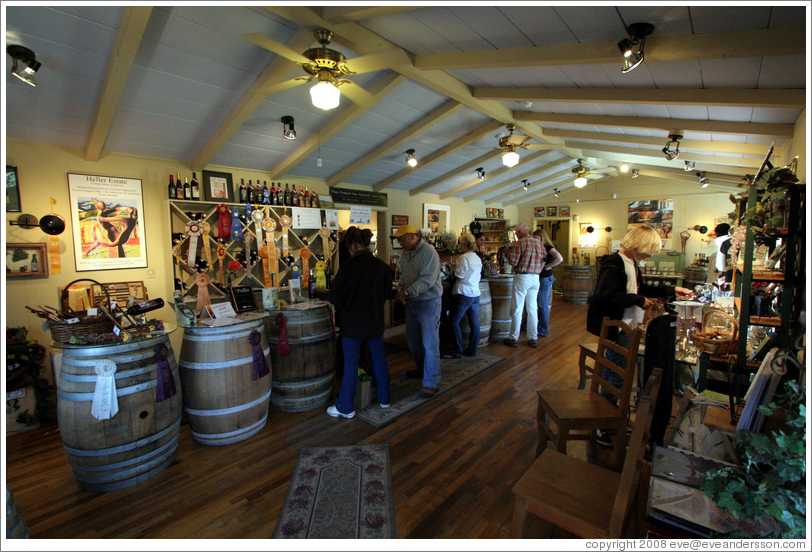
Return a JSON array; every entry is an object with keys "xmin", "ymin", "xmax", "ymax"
[
  {"xmin": 202, "ymin": 170, "xmax": 235, "ymax": 202},
  {"xmin": 6, "ymin": 165, "xmax": 21, "ymax": 212},
  {"xmin": 534, "ymin": 207, "xmax": 545, "ymax": 218},
  {"xmin": 559, "ymin": 206, "xmax": 570, "ymax": 217},
  {"xmin": 546, "ymin": 206, "xmax": 558, "ymax": 217},
  {"xmin": 6, "ymin": 242, "xmax": 48, "ymax": 278}
]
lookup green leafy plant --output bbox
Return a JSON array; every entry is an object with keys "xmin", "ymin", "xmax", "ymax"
[
  {"xmin": 701, "ymin": 380, "xmax": 806, "ymax": 538},
  {"xmin": 6, "ymin": 327, "xmax": 46, "ymax": 391},
  {"xmin": 729, "ymin": 167, "xmax": 799, "ymax": 231}
]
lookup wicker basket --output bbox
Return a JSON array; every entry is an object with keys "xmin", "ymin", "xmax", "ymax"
[
  {"xmin": 49, "ymin": 278, "xmax": 116, "ymax": 344},
  {"xmin": 691, "ymin": 310, "xmax": 738, "ymax": 355}
]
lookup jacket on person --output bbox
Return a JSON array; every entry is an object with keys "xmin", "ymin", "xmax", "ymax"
[
  {"xmin": 586, "ymin": 252, "xmax": 676, "ymax": 339},
  {"xmin": 330, "ymin": 249, "xmax": 393, "ymax": 339},
  {"xmin": 399, "ymin": 239, "xmax": 443, "ymax": 301}
]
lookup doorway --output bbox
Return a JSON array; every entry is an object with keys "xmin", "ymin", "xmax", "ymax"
[{"xmin": 534, "ymin": 219, "xmax": 570, "ymax": 291}]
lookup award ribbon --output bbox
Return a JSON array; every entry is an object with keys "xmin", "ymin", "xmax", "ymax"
[
  {"xmin": 300, "ymin": 247, "xmax": 312, "ymax": 290},
  {"xmin": 279, "ymin": 214, "xmax": 291, "ymax": 257},
  {"xmin": 217, "ymin": 243, "xmax": 228, "ymax": 287},
  {"xmin": 319, "ymin": 227, "xmax": 331, "ymax": 265},
  {"xmin": 230, "ymin": 208, "xmax": 242, "ymax": 241},
  {"xmin": 216, "ymin": 204, "xmax": 231, "ymax": 240},
  {"xmin": 275, "ymin": 313, "xmax": 292, "ymax": 356},
  {"xmin": 195, "ymin": 273, "xmax": 211, "ymax": 312},
  {"xmin": 200, "ymin": 221, "xmax": 213, "ymax": 267},
  {"xmin": 262, "ymin": 218, "xmax": 277, "ymax": 287},
  {"xmin": 185, "ymin": 221, "xmax": 203, "ymax": 267},
  {"xmin": 91, "ymin": 359, "xmax": 119, "ymax": 420},
  {"xmin": 153, "ymin": 343, "xmax": 178, "ymax": 402},
  {"xmin": 49, "ymin": 198, "xmax": 62, "ymax": 274},
  {"xmin": 248, "ymin": 329, "xmax": 270, "ymax": 380}
]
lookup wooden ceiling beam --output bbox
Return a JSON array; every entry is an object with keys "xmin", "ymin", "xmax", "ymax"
[
  {"xmin": 474, "ymin": 88, "xmax": 805, "ymax": 109},
  {"xmin": 464, "ymin": 157, "xmax": 573, "ymax": 202},
  {"xmin": 84, "ymin": 6, "xmax": 153, "ymax": 162},
  {"xmin": 192, "ymin": 27, "xmax": 315, "ymax": 172},
  {"xmin": 322, "ymin": 6, "xmax": 420, "ymax": 24},
  {"xmin": 503, "ymin": 169, "xmax": 576, "ymax": 206},
  {"xmin": 408, "ymin": 150, "xmax": 503, "ymax": 196},
  {"xmin": 372, "ymin": 119, "xmax": 504, "ymax": 192},
  {"xmin": 513, "ymin": 112, "xmax": 794, "ymax": 137},
  {"xmin": 268, "ymin": 73, "xmax": 406, "ymax": 180},
  {"xmin": 541, "ymin": 128, "xmax": 782, "ymax": 157},
  {"xmin": 594, "ymin": 157, "xmax": 748, "ymax": 183},
  {"xmin": 415, "ymin": 26, "xmax": 805, "ymax": 70},
  {"xmin": 564, "ymin": 141, "xmax": 763, "ymax": 169},
  {"xmin": 440, "ymin": 150, "xmax": 554, "ymax": 199},
  {"xmin": 327, "ymin": 100, "xmax": 463, "ymax": 187}
]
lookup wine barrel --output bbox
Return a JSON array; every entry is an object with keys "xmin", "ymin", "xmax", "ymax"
[
  {"xmin": 56, "ymin": 334, "xmax": 182, "ymax": 492},
  {"xmin": 265, "ymin": 305, "xmax": 336, "ymax": 412},
  {"xmin": 562, "ymin": 265, "xmax": 593, "ymax": 304},
  {"xmin": 180, "ymin": 316, "xmax": 272, "ymax": 446},
  {"xmin": 489, "ymin": 275, "xmax": 514, "ymax": 339},
  {"xmin": 459, "ymin": 280, "xmax": 492, "ymax": 347},
  {"xmin": 6, "ymin": 484, "xmax": 28, "ymax": 539},
  {"xmin": 684, "ymin": 266, "xmax": 709, "ymax": 289}
]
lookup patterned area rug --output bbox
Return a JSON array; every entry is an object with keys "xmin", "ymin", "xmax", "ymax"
[
  {"xmin": 273, "ymin": 445, "xmax": 395, "ymax": 539},
  {"xmin": 356, "ymin": 353, "xmax": 505, "ymax": 428}
]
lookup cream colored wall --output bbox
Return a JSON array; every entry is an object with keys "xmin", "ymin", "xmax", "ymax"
[{"xmin": 4, "ymin": 140, "xmax": 516, "ymax": 383}]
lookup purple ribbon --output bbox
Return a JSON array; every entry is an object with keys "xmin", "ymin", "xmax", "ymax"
[
  {"xmin": 153, "ymin": 343, "xmax": 177, "ymax": 402},
  {"xmin": 249, "ymin": 330, "xmax": 270, "ymax": 380}
]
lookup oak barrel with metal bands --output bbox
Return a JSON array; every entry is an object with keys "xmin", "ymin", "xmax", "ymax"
[
  {"xmin": 562, "ymin": 265, "xmax": 594, "ymax": 304},
  {"xmin": 180, "ymin": 317, "xmax": 272, "ymax": 446},
  {"xmin": 459, "ymin": 279, "xmax": 492, "ymax": 347},
  {"xmin": 56, "ymin": 334, "xmax": 182, "ymax": 492},
  {"xmin": 488, "ymin": 275, "xmax": 514, "ymax": 339},
  {"xmin": 264, "ymin": 305, "xmax": 336, "ymax": 412},
  {"xmin": 6, "ymin": 484, "xmax": 28, "ymax": 539}
]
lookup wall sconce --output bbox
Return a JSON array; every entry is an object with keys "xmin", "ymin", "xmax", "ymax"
[
  {"xmin": 585, "ymin": 225, "xmax": 613, "ymax": 233},
  {"xmin": 476, "ymin": 167, "xmax": 485, "ymax": 181},
  {"xmin": 405, "ymin": 149, "xmax": 417, "ymax": 167},
  {"xmin": 688, "ymin": 224, "xmax": 708, "ymax": 234},
  {"xmin": 281, "ymin": 116, "xmax": 296, "ymax": 139},
  {"xmin": 7, "ymin": 44, "xmax": 42, "ymax": 87},
  {"xmin": 521, "ymin": 179, "xmax": 529, "ymax": 191},
  {"xmin": 662, "ymin": 130, "xmax": 683, "ymax": 161},
  {"xmin": 9, "ymin": 213, "xmax": 66, "ymax": 235}
]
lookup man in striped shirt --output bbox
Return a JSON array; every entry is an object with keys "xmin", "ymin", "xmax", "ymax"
[{"xmin": 502, "ymin": 223, "xmax": 546, "ymax": 348}]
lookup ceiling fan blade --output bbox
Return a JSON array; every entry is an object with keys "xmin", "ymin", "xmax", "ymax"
[
  {"xmin": 524, "ymin": 144, "xmax": 555, "ymax": 150},
  {"xmin": 345, "ymin": 49, "xmax": 399, "ymax": 74},
  {"xmin": 338, "ymin": 81, "xmax": 376, "ymax": 108},
  {"xmin": 262, "ymin": 77, "xmax": 308, "ymax": 96},
  {"xmin": 507, "ymin": 133, "xmax": 532, "ymax": 146},
  {"xmin": 243, "ymin": 33, "xmax": 313, "ymax": 65}
]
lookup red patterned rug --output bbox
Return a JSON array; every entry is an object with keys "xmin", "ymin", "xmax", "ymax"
[{"xmin": 273, "ymin": 445, "xmax": 396, "ymax": 539}]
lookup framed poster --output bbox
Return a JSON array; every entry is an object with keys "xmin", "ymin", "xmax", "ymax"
[
  {"xmin": 6, "ymin": 165, "xmax": 21, "ymax": 212},
  {"xmin": 546, "ymin": 206, "xmax": 558, "ymax": 217},
  {"xmin": 202, "ymin": 170, "xmax": 234, "ymax": 202},
  {"xmin": 423, "ymin": 203, "xmax": 450, "ymax": 233},
  {"xmin": 533, "ymin": 207, "xmax": 545, "ymax": 218},
  {"xmin": 628, "ymin": 199, "xmax": 674, "ymax": 249},
  {"xmin": 580, "ymin": 222, "xmax": 593, "ymax": 234},
  {"xmin": 5, "ymin": 242, "xmax": 48, "ymax": 278},
  {"xmin": 559, "ymin": 206, "xmax": 570, "ymax": 217},
  {"xmin": 68, "ymin": 173, "xmax": 147, "ymax": 271},
  {"xmin": 392, "ymin": 214, "xmax": 409, "ymax": 227}
]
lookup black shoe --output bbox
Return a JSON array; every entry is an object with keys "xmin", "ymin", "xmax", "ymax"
[
  {"xmin": 418, "ymin": 387, "xmax": 438, "ymax": 399},
  {"xmin": 502, "ymin": 338, "xmax": 518, "ymax": 347},
  {"xmin": 596, "ymin": 429, "xmax": 614, "ymax": 448},
  {"xmin": 528, "ymin": 340, "xmax": 538, "ymax": 348},
  {"xmin": 405, "ymin": 369, "xmax": 423, "ymax": 378}
]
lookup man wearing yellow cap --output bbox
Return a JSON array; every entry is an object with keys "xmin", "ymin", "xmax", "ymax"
[{"xmin": 392, "ymin": 224, "xmax": 443, "ymax": 398}]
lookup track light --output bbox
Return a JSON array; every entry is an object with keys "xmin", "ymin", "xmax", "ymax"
[
  {"xmin": 662, "ymin": 130, "xmax": 683, "ymax": 161},
  {"xmin": 502, "ymin": 145, "xmax": 520, "ymax": 168},
  {"xmin": 281, "ymin": 116, "xmax": 296, "ymax": 140},
  {"xmin": 620, "ymin": 162, "xmax": 630, "ymax": 173},
  {"xmin": 684, "ymin": 160, "xmax": 695, "ymax": 171},
  {"xmin": 618, "ymin": 23, "xmax": 654, "ymax": 74},
  {"xmin": 697, "ymin": 171, "xmax": 709, "ymax": 188},
  {"xmin": 572, "ymin": 159, "xmax": 589, "ymax": 188},
  {"xmin": 7, "ymin": 45, "xmax": 41, "ymax": 87},
  {"xmin": 405, "ymin": 149, "xmax": 417, "ymax": 168},
  {"xmin": 522, "ymin": 179, "xmax": 529, "ymax": 191},
  {"xmin": 631, "ymin": 169, "xmax": 639, "ymax": 178},
  {"xmin": 476, "ymin": 167, "xmax": 485, "ymax": 181},
  {"xmin": 310, "ymin": 70, "xmax": 341, "ymax": 110},
  {"xmin": 553, "ymin": 188, "xmax": 559, "ymax": 197}
]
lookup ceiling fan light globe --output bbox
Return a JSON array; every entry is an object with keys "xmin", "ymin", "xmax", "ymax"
[
  {"xmin": 620, "ymin": 163, "xmax": 629, "ymax": 173},
  {"xmin": 407, "ymin": 156, "xmax": 417, "ymax": 168},
  {"xmin": 310, "ymin": 81, "xmax": 340, "ymax": 110},
  {"xmin": 502, "ymin": 150, "xmax": 520, "ymax": 168},
  {"xmin": 574, "ymin": 176, "xmax": 588, "ymax": 188}
]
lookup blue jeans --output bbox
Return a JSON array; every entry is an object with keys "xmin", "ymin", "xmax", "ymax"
[
  {"xmin": 601, "ymin": 330, "xmax": 631, "ymax": 406},
  {"xmin": 406, "ymin": 296, "xmax": 442, "ymax": 389},
  {"xmin": 335, "ymin": 336, "xmax": 390, "ymax": 414},
  {"xmin": 536, "ymin": 275, "xmax": 554, "ymax": 337},
  {"xmin": 450, "ymin": 294, "xmax": 480, "ymax": 357}
]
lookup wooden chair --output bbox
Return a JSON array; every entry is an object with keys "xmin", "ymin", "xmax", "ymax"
[
  {"xmin": 536, "ymin": 317, "xmax": 644, "ymax": 470},
  {"xmin": 577, "ymin": 342, "xmax": 598, "ymax": 390},
  {"xmin": 513, "ymin": 368, "xmax": 663, "ymax": 539}
]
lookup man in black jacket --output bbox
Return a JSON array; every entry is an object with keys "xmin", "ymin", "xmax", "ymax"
[{"xmin": 328, "ymin": 228, "xmax": 393, "ymax": 418}]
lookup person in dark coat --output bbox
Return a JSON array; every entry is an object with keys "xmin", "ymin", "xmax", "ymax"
[{"xmin": 327, "ymin": 227, "xmax": 393, "ymax": 418}]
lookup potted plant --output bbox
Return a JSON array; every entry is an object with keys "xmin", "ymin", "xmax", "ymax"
[
  {"xmin": 701, "ymin": 380, "xmax": 805, "ymax": 538},
  {"xmin": 438, "ymin": 229, "xmax": 459, "ymax": 251},
  {"xmin": 6, "ymin": 327, "xmax": 56, "ymax": 428}
]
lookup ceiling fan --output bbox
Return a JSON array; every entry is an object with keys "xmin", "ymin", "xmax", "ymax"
[
  {"xmin": 466, "ymin": 124, "xmax": 547, "ymax": 167},
  {"xmin": 243, "ymin": 29, "xmax": 392, "ymax": 110}
]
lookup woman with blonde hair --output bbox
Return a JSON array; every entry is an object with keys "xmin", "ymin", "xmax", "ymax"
[
  {"xmin": 446, "ymin": 232, "xmax": 483, "ymax": 358},
  {"xmin": 532, "ymin": 228, "xmax": 563, "ymax": 337},
  {"xmin": 586, "ymin": 225, "xmax": 692, "ymax": 447}
]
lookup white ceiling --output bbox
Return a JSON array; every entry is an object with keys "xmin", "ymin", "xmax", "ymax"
[{"xmin": 4, "ymin": 3, "xmax": 807, "ymax": 205}]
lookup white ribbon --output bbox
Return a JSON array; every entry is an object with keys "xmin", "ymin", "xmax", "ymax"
[{"xmin": 91, "ymin": 359, "xmax": 119, "ymax": 420}]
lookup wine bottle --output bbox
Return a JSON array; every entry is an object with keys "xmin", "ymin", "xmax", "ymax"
[
  {"xmin": 263, "ymin": 181, "xmax": 270, "ymax": 205},
  {"xmin": 308, "ymin": 187, "xmax": 314, "ymax": 208},
  {"xmin": 168, "ymin": 174, "xmax": 176, "ymax": 199},
  {"xmin": 325, "ymin": 261, "xmax": 332, "ymax": 289},
  {"xmin": 126, "ymin": 298, "xmax": 165, "ymax": 316},
  {"xmin": 298, "ymin": 185, "xmax": 304, "ymax": 206},
  {"xmin": 191, "ymin": 172, "xmax": 200, "ymax": 201},
  {"xmin": 284, "ymin": 183, "xmax": 290, "ymax": 206},
  {"xmin": 239, "ymin": 179, "xmax": 247, "ymax": 203},
  {"xmin": 183, "ymin": 176, "xmax": 191, "ymax": 200},
  {"xmin": 291, "ymin": 184, "xmax": 298, "ymax": 207},
  {"xmin": 249, "ymin": 180, "xmax": 256, "ymax": 204},
  {"xmin": 274, "ymin": 182, "xmax": 280, "ymax": 206}
]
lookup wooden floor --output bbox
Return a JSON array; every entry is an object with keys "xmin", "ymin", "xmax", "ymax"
[{"xmin": 6, "ymin": 297, "xmax": 607, "ymax": 539}]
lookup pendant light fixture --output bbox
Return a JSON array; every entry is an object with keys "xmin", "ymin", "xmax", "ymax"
[
  {"xmin": 310, "ymin": 70, "xmax": 341, "ymax": 110},
  {"xmin": 572, "ymin": 159, "xmax": 589, "ymax": 188},
  {"xmin": 281, "ymin": 116, "xmax": 296, "ymax": 139},
  {"xmin": 521, "ymin": 179, "xmax": 529, "ymax": 191},
  {"xmin": 502, "ymin": 145, "xmax": 520, "ymax": 168},
  {"xmin": 405, "ymin": 149, "xmax": 417, "ymax": 167},
  {"xmin": 476, "ymin": 167, "xmax": 485, "ymax": 181}
]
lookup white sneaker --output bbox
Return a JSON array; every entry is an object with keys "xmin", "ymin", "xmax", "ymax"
[
  {"xmin": 380, "ymin": 403, "xmax": 390, "ymax": 409},
  {"xmin": 326, "ymin": 405, "xmax": 355, "ymax": 418}
]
